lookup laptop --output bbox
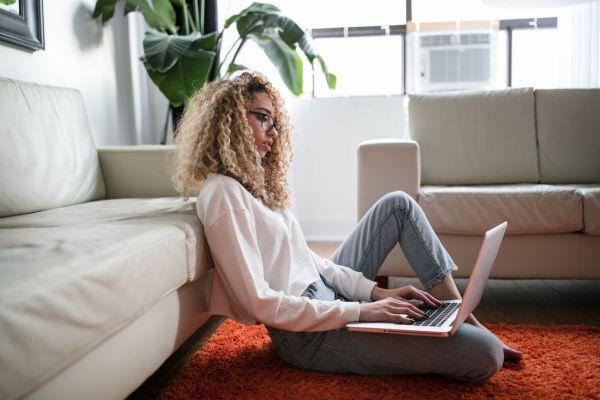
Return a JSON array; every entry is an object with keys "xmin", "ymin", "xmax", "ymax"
[{"xmin": 345, "ymin": 221, "xmax": 507, "ymax": 337}]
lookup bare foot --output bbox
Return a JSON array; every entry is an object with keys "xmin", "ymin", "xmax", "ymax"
[
  {"xmin": 467, "ymin": 315, "xmax": 523, "ymax": 362},
  {"xmin": 502, "ymin": 343, "xmax": 523, "ymax": 361}
]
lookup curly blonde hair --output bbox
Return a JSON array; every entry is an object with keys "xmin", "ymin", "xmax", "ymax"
[{"xmin": 168, "ymin": 71, "xmax": 294, "ymax": 211}]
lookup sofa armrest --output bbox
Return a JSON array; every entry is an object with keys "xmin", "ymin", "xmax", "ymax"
[
  {"xmin": 97, "ymin": 145, "xmax": 180, "ymax": 199},
  {"xmin": 357, "ymin": 139, "xmax": 421, "ymax": 220}
]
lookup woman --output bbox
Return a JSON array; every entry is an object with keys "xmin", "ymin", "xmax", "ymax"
[{"xmin": 169, "ymin": 71, "xmax": 522, "ymax": 383}]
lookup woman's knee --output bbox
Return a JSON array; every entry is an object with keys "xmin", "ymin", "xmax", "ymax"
[
  {"xmin": 377, "ymin": 190, "xmax": 415, "ymax": 211},
  {"xmin": 459, "ymin": 328, "xmax": 504, "ymax": 383}
]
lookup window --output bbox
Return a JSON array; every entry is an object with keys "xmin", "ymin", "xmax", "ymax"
[
  {"xmin": 409, "ymin": 0, "xmax": 600, "ymax": 92},
  {"xmin": 312, "ymin": 33, "xmax": 404, "ymax": 97},
  {"xmin": 217, "ymin": 1, "xmax": 598, "ymax": 97},
  {"xmin": 217, "ymin": 0, "xmax": 407, "ymax": 97},
  {"xmin": 511, "ymin": 28, "xmax": 560, "ymax": 88}
]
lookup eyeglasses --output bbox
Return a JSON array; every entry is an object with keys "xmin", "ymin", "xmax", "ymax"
[{"xmin": 248, "ymin": 110, "xmax": 280, "ymax": 133}]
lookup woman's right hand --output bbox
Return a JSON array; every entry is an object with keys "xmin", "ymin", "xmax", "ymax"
[{"xmin": 359, "ymin": 298, "xmax": 427, "ymax": 324}]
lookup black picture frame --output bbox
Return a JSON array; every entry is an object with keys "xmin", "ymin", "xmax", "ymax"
[{"xmin": 0, "ymin": 0, "xmax": 44, "ymax": 51}]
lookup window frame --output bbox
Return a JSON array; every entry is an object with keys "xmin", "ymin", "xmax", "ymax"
[
  {"xmin": 308, "ymin": 1, "xmax": 558, "ymax": 96},
  {"xmin": 500, "ymin": 17, "xmax": 558, "ymax": 87},
  {"xmin": 310, "ymin": 25, "xmax": 407, "ymax": 97}
]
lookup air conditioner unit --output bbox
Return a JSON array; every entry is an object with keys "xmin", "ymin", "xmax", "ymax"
[{"xmin": 412, "ymin": 31, "xmax": 498, "ymax": 93}]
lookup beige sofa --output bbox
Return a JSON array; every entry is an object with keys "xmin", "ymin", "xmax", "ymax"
[
  {"xmin": 0, "ymin": 78, "xmax": 215, "ymax": 399},
  {"xmin": 358, "ymin": 88, "xmax": 600, "ymax": 282}
]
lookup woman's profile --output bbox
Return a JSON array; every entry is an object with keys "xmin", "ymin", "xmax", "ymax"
[{"xmin": 169, "ymin": 71, "xmax": 522, "ymax": 383}]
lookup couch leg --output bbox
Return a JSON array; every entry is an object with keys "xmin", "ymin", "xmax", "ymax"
[{"xmin": 375, "ymin": 276, "xmax": 389, "ymax": 289}]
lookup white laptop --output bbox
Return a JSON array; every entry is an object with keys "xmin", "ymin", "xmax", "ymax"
[{"xmin": 346, "ymin": 221, "xmax": 507, "ymax": 337}]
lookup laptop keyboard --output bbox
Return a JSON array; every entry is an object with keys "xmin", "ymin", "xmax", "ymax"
[{"xmin": 411, "ymin": 302, "xmax": 460, "ymax": 327}]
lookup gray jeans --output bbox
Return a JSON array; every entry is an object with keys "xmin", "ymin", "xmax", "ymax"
[{"xmin": 265, "ymin": 191, "xmax": 504, "ymax": 383}]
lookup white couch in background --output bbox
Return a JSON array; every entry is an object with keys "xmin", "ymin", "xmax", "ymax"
[
  {"xmin": 358, "ymin": 88, "xmax": 600, "ymax": 280},
  {"xmin": 0, "ymin": 78, "xmax": 215, "ymax": 400}
]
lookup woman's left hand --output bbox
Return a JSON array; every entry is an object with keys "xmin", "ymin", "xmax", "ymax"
[{"xmin": 371, "ymin": 284, "xmax": 442, "ymax": 308}]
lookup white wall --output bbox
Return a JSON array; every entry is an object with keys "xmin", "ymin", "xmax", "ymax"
[
  {"xmin": 286, "ymin": 95, "xmax": 408, "ymax": 241},
  {"xmin": 127, "ymin": 12, "xmax": 173, "ymax": 145},
  {"xmin": 0, "ymin": 0, "xmax": 161, "ymax": 146}
]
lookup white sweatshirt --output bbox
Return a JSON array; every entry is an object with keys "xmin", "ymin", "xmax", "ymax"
[{"xmin": 195, "ymin": 173, "xmax": 377, "ymax": 332}]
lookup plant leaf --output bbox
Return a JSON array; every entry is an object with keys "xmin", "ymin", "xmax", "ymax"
[
  {"xmin": 244, "ymin": 2, "xmax": 281, "ymax": 14},
  {"xmin": 235, "ymin": 7, "xmax": 336, "ymax": 90},
  {"xmin": 135, "ymin": 0, "xmax": 176, "ymax": 32},
  {"xmin": 92, "ymin": 0, "xmax": 119, "ymax": 23},
  {"xmin": 297, "ymin": 36, "xmax": 337, "ymax": 89},
  {"xmin": 151, "ymin": 0, "xmax": 176, "ymax": 29},
  {"xmin": 188, "ymin": 31, "xmax": 218, "ymax": 51},
  {"xmin": 241, "ymin": 12, "xmax": 303, "ymax": 48},
  {"xmin": 93, "ymin": 0, "xmax": 176, "ymax": 32},
  {"xmin": 0, "ymin": 0, "xmax": 17, "ymax": 5},
  {"xmin": 316, "ymin": 56, "xmax": 337, "ymax": 89},
  {"xmin": 227, "ymin": 63, "xmax": 249, "ymax": 73},
  {"xmin": 123, "ymin": 0, "xmax": 139, "ymax": 14},
  {"xmin": 141, "ymin": 48, "xmax": 215, "ymax": 107},
  {"xmin": 224, "ymin": 2, "xmax": 280, "ymax": 29},
  {"xmin": 248, "ymin": 31, "xmax": 303, "ymax": 95},
  {"xmin": 236, "ymin": 13, "xmax": 263, "ymax": 38},
  {"xmin": 143, "ymin": 29, "xmax": 215, "ymax": 72}
]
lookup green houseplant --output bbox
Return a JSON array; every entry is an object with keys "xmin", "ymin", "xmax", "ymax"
[{"xmin": 92, "ymin": 0, "xmax": 336, "ymax": 142}]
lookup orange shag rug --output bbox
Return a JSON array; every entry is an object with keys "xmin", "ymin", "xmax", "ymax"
[{"xmin": 157, "ymin": 320, "xmax": 600, "ymax": 400}]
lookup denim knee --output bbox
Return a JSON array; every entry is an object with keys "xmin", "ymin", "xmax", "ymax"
[
  {"xmin": 467, "ymin": 348, "xmax": 503, "ymax": 383},
  {"xmin": 460, "ymin": 329, "xmax": 504, "ymax": 383},
  {"xmin": 377, "ymin": 190, "xmax": 414, "ymax": 212}
]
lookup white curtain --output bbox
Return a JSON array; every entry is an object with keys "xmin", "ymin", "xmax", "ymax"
[{"xmin": 557, "ymin": 0, "xmax": 600, "ymax": 87}]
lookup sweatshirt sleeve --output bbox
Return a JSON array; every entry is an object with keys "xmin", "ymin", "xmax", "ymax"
[
  {"xmin": 204, "ymin": 208, "xmax": 362, "ymax": 332},
  {"xmin": 308, "ymin": 249, "xmax": 377, "ymax": 302}
]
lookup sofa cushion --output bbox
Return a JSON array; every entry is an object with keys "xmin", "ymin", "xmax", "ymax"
[
  {"xmin": 408, "ymin": 87, "xmax": 539, "ymax": 185},
  {"xmin": 0, "ymin": 223, "xmax": 189, "ymax": 399},
  {"xmin": 418, "ymin": 184, "xmax": 583, "ymax": 235},
  {"xmin": 0, "ymin": 197, "xmax": 211, "ymax": 281},
  {"xmin": 0, "ymin": 78, "xmax": 105, "ymax": 218},
  {"xmin": 535, "ymin": 89, "xmax": 600, "ymax": 183},
  {"xmin": 569, "ymin": 185, "xmax": 600, "ymax": 235}
]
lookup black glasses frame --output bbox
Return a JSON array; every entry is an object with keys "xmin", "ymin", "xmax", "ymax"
[{"xmin": 248, "ymin": 111, "xmax": 280, "ymax": 133}]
